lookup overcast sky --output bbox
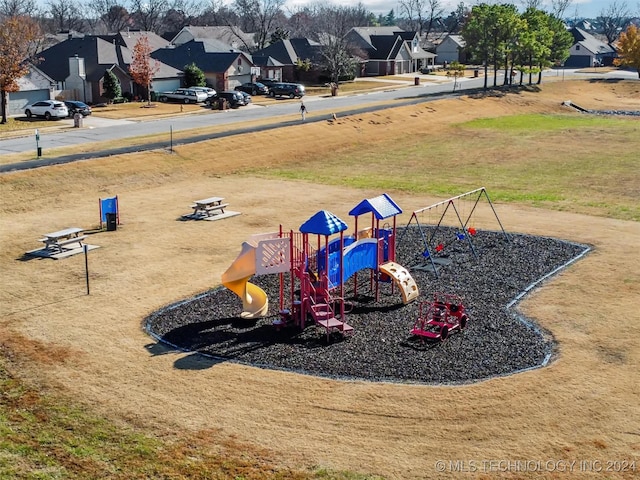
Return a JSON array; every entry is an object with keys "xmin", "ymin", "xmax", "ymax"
[{"xmin": 285, "ymin": 1, "xmax": 636, "ymax": 20}]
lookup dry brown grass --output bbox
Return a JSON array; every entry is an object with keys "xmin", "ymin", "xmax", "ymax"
[{"xmin": 1, "ymin": 79, "xmax": 639, "ymax": 479}]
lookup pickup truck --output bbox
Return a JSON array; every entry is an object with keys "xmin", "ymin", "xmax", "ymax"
[{"xmin": 157, "ymin": 88, "xmax": 208, "ymax": 104}]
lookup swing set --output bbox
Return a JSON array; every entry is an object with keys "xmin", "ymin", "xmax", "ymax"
[{"xmin": 398, "ymin": 187, "xmax": 509, "ymax": 277}]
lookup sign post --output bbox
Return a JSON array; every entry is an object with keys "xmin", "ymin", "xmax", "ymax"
[{"xmin": 35, "ymin": 129, "xmax": 41, "ymax": 157}]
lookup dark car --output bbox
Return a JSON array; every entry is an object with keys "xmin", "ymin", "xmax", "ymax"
[
  {"xmin": 235, "ymin": 82, "xmax": 269, "ymax": 95},
  {"xmin": 267, "ymin": 82, "xmax": 305, "ymax": 99},
  {"xmin": 236, "ymin": 91, "xmax": 252, "ymax": 104},
  {"xmin": 208, "ymin": 91, "xmax": 245, "ymax": 109},
  {"xmin": 64, "ymin": 101, "xmax": 92, "ymax": 117}
]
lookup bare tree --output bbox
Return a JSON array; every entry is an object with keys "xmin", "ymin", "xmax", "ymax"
[
  {"xmin": 87, "ymin": 0, "xmax": 130, "ymax": 33},
  {"xmin": 47, "ymin": 0, "xmax": 84, "ymax": 32},
  {"xmin": 232, "ymin": 0, "xmax": 286, "ymax": 51},
  {"xmin": 0, "ymin": 0, "xmax": 36, "ymax": 17},
  {"xmin": 551, "ymin": 0, "xmax": 572, "ymax": 18},
  {"xmin": 162, "ymin": 0, "xmax": 206, "ymax": 32},
  {"xmin": 599, "ymin": 0, "xmax": 631, "ymax": 44},
  {"xmin": 130, "ymin": 0, "xmax": 169, "ymax": 33}
]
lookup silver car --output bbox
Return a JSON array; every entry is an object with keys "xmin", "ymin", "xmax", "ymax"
[{"xmin": 24, "ymin": 100, "xmax": 69, "ymax": 120}]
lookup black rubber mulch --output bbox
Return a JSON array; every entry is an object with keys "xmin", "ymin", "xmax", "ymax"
[{"xmin": 145, "ymin": 227, "xmax": 588, "ymax": 385}]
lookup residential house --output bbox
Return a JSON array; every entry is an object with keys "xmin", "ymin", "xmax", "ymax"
[
  {"xmin": 34, "ymin": 32, "xmax": 182, "ymax": 104},
  {"xmin": 7, "ymin": 64, "xmax": 56, "ymax": 116},
  {"xmin": 152, "ymin": 40, "xmax": 256, "ymax": 92},
  {"xmin": 434, "ymin": 35, "xmax": 467, "ymax": 65},
  {"xmin": 252, "ymin": 38, "xmax": 326, "ymax": 83},
  {"xmin": 250, "ymin": 55, "xmax": 284, "ymax": 83},
  {"xmin": 345, "ymin": 27, "xmax": 436, "ymax": 76},
  {"xmin": 565, "ymin": 27, "xmax": 617, "ymax": 67},
  {"xmin": 170, "ymin": 25, "xmax": 256, "ymax": 52}
]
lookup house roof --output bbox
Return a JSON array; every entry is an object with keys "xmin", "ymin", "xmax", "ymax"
[
  {"xmin": 36, "ymin": 34, "xmax": 181, "ymax": 82},
  {"xmin": 437, "ymin": 35, "xmax": 466, "ymax": 49},
  {"xmin": 151, "ymin": 40, "xmax": 252, "ymax": 73},
  {"xmin": 349, "ymin": 194, "xmax": 402, "ymax": 220},
  {"xmin": 171, "ymin": 25, "xmax": 255, "ymax": 50},
  {"xmin": 251, "ymin": 55, "xmax": 284, "ymax": 67},
  {"xmin": 367, "ymin": 35, "xmax": 402, "ymax": 60},
  {"xmin": 253, "ymin": 38, "xmax": 324, "ymax": 65},
  {"xmin": 349, "ymin": 27, "xmax": 405, "ymax": 49},
  {"xmin": 570, "ymin": 27, "xmax": 616, "ymax": 55},
  {"xmin": 299, "ymin": 210, "xmax": 348, "ymax": 235}
]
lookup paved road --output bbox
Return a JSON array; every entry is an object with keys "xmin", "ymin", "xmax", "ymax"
[{"xmin": 1, "ymin": 68, "xmax": 635, "ymax": 173}]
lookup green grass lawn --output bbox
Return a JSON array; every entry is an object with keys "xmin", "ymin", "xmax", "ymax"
[{"xmin": 253, "ymin": 114, "xmax": 640, "ymax": 222}]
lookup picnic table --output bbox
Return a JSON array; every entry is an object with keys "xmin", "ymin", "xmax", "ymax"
[
  {"xmin": 39, "ymin": 227, "xmax": 86, "ymax": 253},
  {"xmin": 191, "ymin": 197, "xmax": 229, "ymax": 217}
]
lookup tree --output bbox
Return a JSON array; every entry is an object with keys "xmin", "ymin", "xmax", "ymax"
[
  {"xmin": 47, "ymin": 0, "xmax": 83, "ymax": 32},
  {"xmin": 614, "ymin": 24, "xmax": 640, "ymax": 78},
  {"xmin": 0, "ymin": 15, "xmax": 40, "ymax": 124},
  {"xmin": 232, "ymin": 0, "xmax": 286, "ymax": 51},
  {"xmin": 461, "ymin": 3, "xmax": 495, "ymax": 89},
  {"xmin": 102, "ymin": 69, "xmax": 121, "ymax": 103},
  {"xmin": 598, "ymin": 0, "xmax": 631, "ymax": 44},
  {"xmin": 0, "ymin": 0, "xmax": 36, "ymax": 17},
  {"xmin": 313, "ymin": 5, "xmax": 363, "ymax": 84},
  {"xmin": 183, "ymin": 62, "xmax": 206, "ymax": 87},
  {"xmin": 87, "ymin": 0, "xmax": 130, "ymax": 34},
  {"xmin": 551, "ymin": 0, "xmax": 572, "ymax": 19},
  {"xmin": 129, "ymin": 0, "xmax": 169, "ymax": 33},
  {"xmin": 128, "ymin": 36, "xmax": 160, "ymax": 105},
  {"xmin": 399, "ymin": 0, "xmax": 444, "ymax": 38}
]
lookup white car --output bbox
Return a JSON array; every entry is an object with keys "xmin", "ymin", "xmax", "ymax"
[
  {"xmin": 189, "ymin": 86, "xmax": 217, "ymax": 99},
  {"xmin": 24, "ymin": 100, "xmax": 69, "ymax": 120},
  {"xmin": 157, "ymin": 88, "xmax": 208, "ymax": 104}
]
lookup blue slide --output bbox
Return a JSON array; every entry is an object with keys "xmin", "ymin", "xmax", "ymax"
[{"xmin": 319, "ymin": 239, "xmax": 379, "ymax": 286}]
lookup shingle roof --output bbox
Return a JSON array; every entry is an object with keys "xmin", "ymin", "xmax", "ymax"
[
  {"xmin": 151, "ymin": 40, "xmax": 251, "ymax": 73},
  {"xmin": 36, "ymin": 34, "xmax": 181, "ymax": 82},
  {"xmin": 570, "ymin": 27, "xmax": 616, "ymax": 54},
  {"xmin": 253, "ymin": 38, "xmax": 324, "ymax": 65}
]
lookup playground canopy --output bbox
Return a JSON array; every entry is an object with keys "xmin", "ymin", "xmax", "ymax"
[
  {"xmin": 299, "ymin": 210, "xmax": 348, "ymax": 235},
  {"xmin": 349, "ymin": 193, "xmax": 402, "ymax": 219}
]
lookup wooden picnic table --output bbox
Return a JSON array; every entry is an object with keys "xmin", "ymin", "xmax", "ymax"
[
  {"xmin": 39, "ymin": 227, "xmax": 86, "ymax": 252},
  {"xmin": 191, "ymin": 197, "xmax": 229, "ymax": 217}
]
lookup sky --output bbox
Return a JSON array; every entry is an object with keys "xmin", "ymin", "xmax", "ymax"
[{"xmin": 285, "ymin": 1, "xmax": 636, "ymax": 20}]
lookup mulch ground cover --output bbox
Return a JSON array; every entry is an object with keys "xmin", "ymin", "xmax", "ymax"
[{"xmin": 146, "ymin": 227, "xmax": 588, "ymax": 384}]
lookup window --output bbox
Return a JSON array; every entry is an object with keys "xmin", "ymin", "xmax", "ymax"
[{"xmin": 576, "ymin": 45, "xmax": 580, "ymax": 51}]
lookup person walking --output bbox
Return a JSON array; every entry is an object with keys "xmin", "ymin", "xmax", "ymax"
[{"xmin": 300, "ymin": 102, "xmax": 307, "ymax": 121}]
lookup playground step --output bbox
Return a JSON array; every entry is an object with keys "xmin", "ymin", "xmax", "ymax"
[
  {"xmin": 316, "ymin": 317, "xmax": 353, "ymax": 333},
  {"xmin": 310, "ymin": 303, "xmax": 332, "ymax": 319}
]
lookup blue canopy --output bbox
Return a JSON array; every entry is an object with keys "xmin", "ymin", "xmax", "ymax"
[
  {"xmin": 348, "ymin": 193, "xmax": 402, "ymax": 220},
  {"xmin": 299, "ymin": 210, "xmax": 348, "ymax": 235}
]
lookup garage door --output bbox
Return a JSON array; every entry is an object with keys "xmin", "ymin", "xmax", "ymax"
[
  {"xmin": 8, "ymin": 89, "xmax": 50, "ymax": 117},
  {"xmin": 152, "ymin": 79, "xmax": 182, "ymax": 93}
]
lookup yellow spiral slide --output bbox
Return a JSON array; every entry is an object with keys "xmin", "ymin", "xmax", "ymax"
[{"xmin": 221, "ymin": 242, "xmax": 269, "ymax": 319}]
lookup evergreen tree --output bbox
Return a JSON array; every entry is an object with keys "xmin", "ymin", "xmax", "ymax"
[
  {"xmin": 183, "ymin": 63, "xmax": 206, "ymax": 87},
  {"xmin": 102, "ymin": 70, "xmax": 121, "ymax": 103}
]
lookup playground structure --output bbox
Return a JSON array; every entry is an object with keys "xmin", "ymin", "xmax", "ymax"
[
  {"xmin": 221, "ymin": 194, "xmax": 419, "ymax": 340},
  {"xmin": 398, "ymin": 187, "xmax": 509, "ymax": 276},
  {"xmin": 410, "ymin": 292, "xmax": 469, "ymax": 342}
]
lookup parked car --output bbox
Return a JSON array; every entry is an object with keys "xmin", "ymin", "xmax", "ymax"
[
  {"xmin": 235, "ymin": 82, "xmax": 269, "ymax": 95},
  {"xmin": 189, "ymin": 86, "xmax": 217, "ymax": 99},
  {"xmin": 267, "ymin": 83, "xmax": 305, "ymax": 99},
  {"xmin": 207, "ymin": 91, "xmax": 245, "ymax": 109},
  {"xmin": 158, "ymin": 88, "xmax": 208, "ymax": 103},
  {"xmin": 64, "ymin": 101, "xmax": 92, "ymax": 117},
  {"xmin": 236, "ymin": 91, "xmax": 252, "ymax": 104},
  {"xmin": 24, "ymin": 100, "xmax": 69, "ymax": 120}
]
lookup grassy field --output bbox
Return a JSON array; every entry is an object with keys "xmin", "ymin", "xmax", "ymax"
[{"xmin": 1, "ymin": 79, "xmax": 639, "ymax": 479}]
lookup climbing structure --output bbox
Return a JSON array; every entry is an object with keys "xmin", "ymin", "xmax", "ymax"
[{"xmin": 222, "ymin": 194, "xmax": 419, "ymax": 340}]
